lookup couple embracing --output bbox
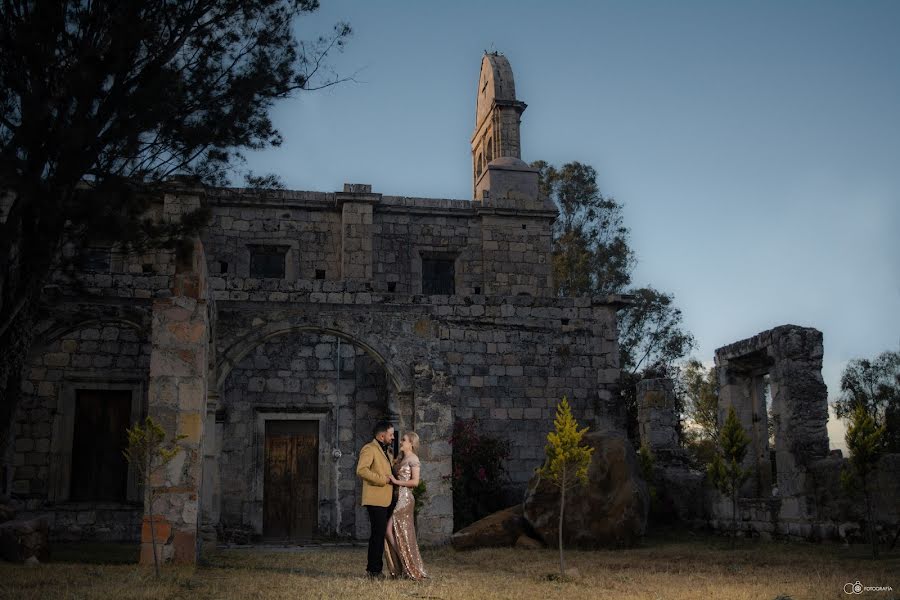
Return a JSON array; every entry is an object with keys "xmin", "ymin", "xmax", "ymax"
[{"xmin": 355, "ymin": 421, "xmax": 428, "ymax": 581}]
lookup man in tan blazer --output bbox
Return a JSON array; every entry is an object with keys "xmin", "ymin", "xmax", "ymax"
[{"xmin": 356, "ymin": 420, "xmax": 396, "ymax": 578}]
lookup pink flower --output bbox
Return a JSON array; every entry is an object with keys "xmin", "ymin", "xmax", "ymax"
[{"xmin": 477, "ymin": 467, "xmax": 487, "ymax": 482}]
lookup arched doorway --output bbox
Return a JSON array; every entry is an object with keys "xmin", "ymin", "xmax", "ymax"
[{"xmin": 215, "ymin": 327, "xmax": 412, "ymax": 542}]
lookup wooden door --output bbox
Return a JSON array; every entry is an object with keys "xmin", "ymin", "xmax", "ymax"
[
  {"xmin": 70, "ymin": 389, "xmax": 132, "ymax": 501},
  {"xmin": 263, "ymin": 420, "xmax": 318, "ymax": 540}
]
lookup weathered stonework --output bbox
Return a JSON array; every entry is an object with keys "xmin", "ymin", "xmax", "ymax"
[
  {"xmin": 143, "ymin": 223, "xmax": 210, "ymax": 564},
  {"xmin": 3, "ymin": 53, "xmax": 630, "ymax": 560},
  {"xmin": 716, "ymin": 325, "xmax": 829, "ymax": 501},
  {"xmin": 704, "ymin": 325, "xmax": 900, "ymax": 541},
  {"xmin": 637, "ymin": 378, "xmax": 679, "ymax": 455},
  {"xmin": 636, "ymin": 377, "xmax": 708, "ymax": 525}
]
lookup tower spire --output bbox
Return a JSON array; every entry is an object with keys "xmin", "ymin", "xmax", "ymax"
[{"xmin": 471, "ymin": 52, "xmax": 528, "ymax": 199}]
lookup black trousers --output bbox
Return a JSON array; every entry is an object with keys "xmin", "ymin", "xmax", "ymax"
[{"xmin": 366, "ymin": 498, "xmax": 396, "ymax": 574}]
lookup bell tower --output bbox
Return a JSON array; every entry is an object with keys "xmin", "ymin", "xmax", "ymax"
[{"xmin": 471, "ymin": 52, "xmax": 529, "ymax": 199}]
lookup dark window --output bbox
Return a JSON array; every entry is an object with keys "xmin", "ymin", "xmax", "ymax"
[
  {"xmin": 315, "ymin": 269, "xmax": 326, "ymax": 280},
  {"xmin": 387, "ymin": 281, "xmax": 396, "ymax": 293},
  {"xmin": 219, "ymin": 261, "xmax": 229, "ymax": 274},
  {"xmin": 473, "ymin": 286, "xmax": 481, "ymax": 295},
  {"xmin": 70, "ymin": 389, "xmax": 132, "ymax": 502},
  {"xmin": 422, "ymin": 258, "xmax": 455, "ymax": 295},
  {"xmin": 81, "ymin": 247, "xmax": 111, "ymax": 272},
  {"xmin": 249, "ymin": 246, "xmax": 287, "ymax": 278}
]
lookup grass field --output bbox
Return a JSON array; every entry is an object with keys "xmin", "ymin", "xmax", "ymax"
[{"xmin": 1, "ymin": 532, "xmax": 897, "ymax": 600}]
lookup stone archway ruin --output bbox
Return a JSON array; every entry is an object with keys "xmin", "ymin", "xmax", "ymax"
[
  {"xmin": 207, "ymin": 324, "xmax": 427, "ymax": 543},
  {"xmin": 715, "ymin": 325, "xmax": 829, "ymax": 506}
]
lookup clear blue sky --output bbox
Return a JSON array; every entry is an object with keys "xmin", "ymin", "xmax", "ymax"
[{"xmin": 244, "ymin": 1, "xmax": 900, "ymax": 450}]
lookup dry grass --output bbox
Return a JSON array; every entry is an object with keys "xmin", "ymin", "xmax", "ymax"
[{"xmin": 1, "ymin": 532, "xmax": 897, "ymax": 600}]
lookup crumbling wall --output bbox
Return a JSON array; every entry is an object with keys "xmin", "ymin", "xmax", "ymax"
[
  {"xmin": 706, "ymin": 325, "xmax": 899, "ymax": 542},
  {"xmin": 636, "ymin": 378, "xmax": 707, "ymax": 525}
]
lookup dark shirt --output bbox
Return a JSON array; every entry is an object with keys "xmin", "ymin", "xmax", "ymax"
[
  {"xmin": 377, "ymin": 439, "xmax": 392, "ymax": 462},
  {"xmin": 376, "ymin": 439, "xmax": 399, "ymax": 504}
]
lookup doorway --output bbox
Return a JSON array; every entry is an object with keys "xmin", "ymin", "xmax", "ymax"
[
  {"xmin": 263, "ymin": 420, "xmax": 318, "ymax": 540},
  {"xmin": 70, "ymin": 389, "xmax": 132, "ymax": 501}
]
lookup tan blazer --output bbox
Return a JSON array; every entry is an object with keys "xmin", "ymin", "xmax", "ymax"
[{"xmin": 356, "ymin": 440, "xmax": 394, "ymax": 507}]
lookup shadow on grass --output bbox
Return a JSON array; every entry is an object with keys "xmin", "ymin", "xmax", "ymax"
[
  {"xmin": 50, "ymin": 541, "xmax": 139, "ymax": 565},
  {"xmin": 199, "ymin": 548, "xmax": 363, "ymax": 580},
  {"xmin": 642, "ymin": 523, "xmax": 900, "ymax": 565}
]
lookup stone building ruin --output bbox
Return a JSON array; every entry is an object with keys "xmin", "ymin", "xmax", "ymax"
[
  {"xmin": 1, "ymin": 53, "xmax": 629, "ymax": 563},
  {"xmin": 637, "ymin": 324, "xmax": 899, "ymax": 541}
]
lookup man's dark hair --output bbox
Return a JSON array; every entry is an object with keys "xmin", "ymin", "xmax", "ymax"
[{"xmin": 373, "ymin": 420, "xmax": 393, "ymax": 438}]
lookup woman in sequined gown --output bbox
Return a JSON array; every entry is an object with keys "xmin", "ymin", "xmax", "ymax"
[{"xmin": 384, "ymin": 432, "xmax": 428, "ymax": 580}]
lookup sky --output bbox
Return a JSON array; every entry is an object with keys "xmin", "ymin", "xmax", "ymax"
[{"xmin": 244, "ymin": 1, "xmax": 900, "ymax": 451}]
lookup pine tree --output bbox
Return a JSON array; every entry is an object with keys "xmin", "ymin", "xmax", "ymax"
[
  {"xmin": 537, "ymin": 397, "xmax": 594, "ymax": 577},
  {"xmin": 707, "ymin": 405, "xmax": 751, "ymax": 549},
  {"xmin": 841, "ymin": 403, "xmax": 886, "ymax": 559}
]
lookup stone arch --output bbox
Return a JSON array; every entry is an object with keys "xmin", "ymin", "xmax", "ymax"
[
  {"xmin": 213, "ymin": 321, "xmax": 425, "ymax": 540},
  {"xmin": 17, "ymin": 315, "xmax": 150, "ymax": 519},
  {"xmin": 216, "ymin": 324, "xmax": 412, "ymax": 396},
  {"xmin": 31, "ymin": 317, "xmax": 148, "ymax": 355}
]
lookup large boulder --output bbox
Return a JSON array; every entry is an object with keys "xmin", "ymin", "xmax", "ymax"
[
  {"xmin": 524, "ymin": 430, "xmax": 649, "ymax": 548},
  {"xmin": 451, "ymin": 505, "xmax": 526, "ymax": 550},
  {"xmin": 0, "ymin": 517, "xmax": 50, "ymax": 563}
]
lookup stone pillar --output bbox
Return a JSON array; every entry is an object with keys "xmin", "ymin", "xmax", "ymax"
[
  {"xmin": 337, "ymin": 184, "xmax": 379, "ymax": 282},
  {"xmin": 749, "ymin": 374, "xmax": 772, "ymax": 494},
  {"xmin": 636, "ymin": 378, "xmax": 678, "ymax": 455},
  {"xmin": 142, "ymin": 189, "xmax": 209, "ymax": 566},
  {"xmin": 713, "ymin": 324, "xmax": 829, "ymax": 518},
  {"xmin": 412, "ymin": 363, "xmax": 453, "ymax": 545},
  {"xmin": 770, "ymin": 328, "xmax": 828, "ymax": 498},
  {"xmin": 199, "ymin": 392, "xmax": 220, "ymax": 552},
  {"xmin": 716, "ymin": 361, "xmax": 766, "ymax": 498}
]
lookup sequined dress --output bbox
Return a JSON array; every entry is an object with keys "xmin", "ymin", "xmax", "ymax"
[{"xmin": 384, "ymin": 458, "xmax": 428, "ymax": 580}]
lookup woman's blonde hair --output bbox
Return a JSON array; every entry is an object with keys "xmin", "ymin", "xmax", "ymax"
[{"xmin": 402, "ymin": 431, "xmax": 420, "ymax": 455}]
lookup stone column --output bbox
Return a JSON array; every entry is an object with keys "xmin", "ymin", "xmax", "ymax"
[
  {"xmin": 412, "ymin": 363, "xmax": 453, "ymax": 545},
  {"xmin": 715, "ymin": 362, "xmax": 759, "ymax": 496},
  {"xmin": 749, "ymin": 374, "xmax": 772, "ymax": 494},
  {"xmin": 770, "ymin": 328, "xmax": 828, "ymax": 499},
  {"xmin": 142, "ymin": 189, "xmax": 210, "ymax": 566},
  {"xmin": 199, "ymin": 392, "xmax": 220, "ymax": 553},
  {"xmin": 337, "ymin": 184, "xmax": 379, "ymax": 283},
  {"xmin": 636, "ymin": 378, "xmax": 678, "ymax": 455}
]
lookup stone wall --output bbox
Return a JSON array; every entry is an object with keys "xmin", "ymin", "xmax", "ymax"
[
  {"xmin": 211, "ymin": 290, "xmax": 624, "ymax": 509},
  {"xmin": 703, "ymin": 325, "xmax": 900, "ymax": 542},
  {"xmin": 706, "ymin": 452, "xmax": 900, "ymax": 542},
  {"xmin": 203, "ymin": 188, "xmax": 556, "ymax": 299},
  {"xmin": 636, "ymin": 378, "xmax": 708, "ymax": 525},
  {"xmin": 7, "ymin": 191, "xmax": 184, "ymax": 544},
  {"xmin": 11, "ymin": 315, "xmax": 152, "ymax": 541},
  {"xmin": 636, "ymin": 378, "xmax": 679, "ymax": 454},
  {"xmin": 217, "ymin": 331, "xmax": 388, "ymax": 540},
  {"xmin": 8, "ymin": 184, "xmax": 625, "ymax": 552},
  {"xmin": 374, "ymin": 198, "xmax": 482, "ymax": 295},
  {"xmin": 201, "ymin": 189, "xmax": 343, "ymax": 284}
]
